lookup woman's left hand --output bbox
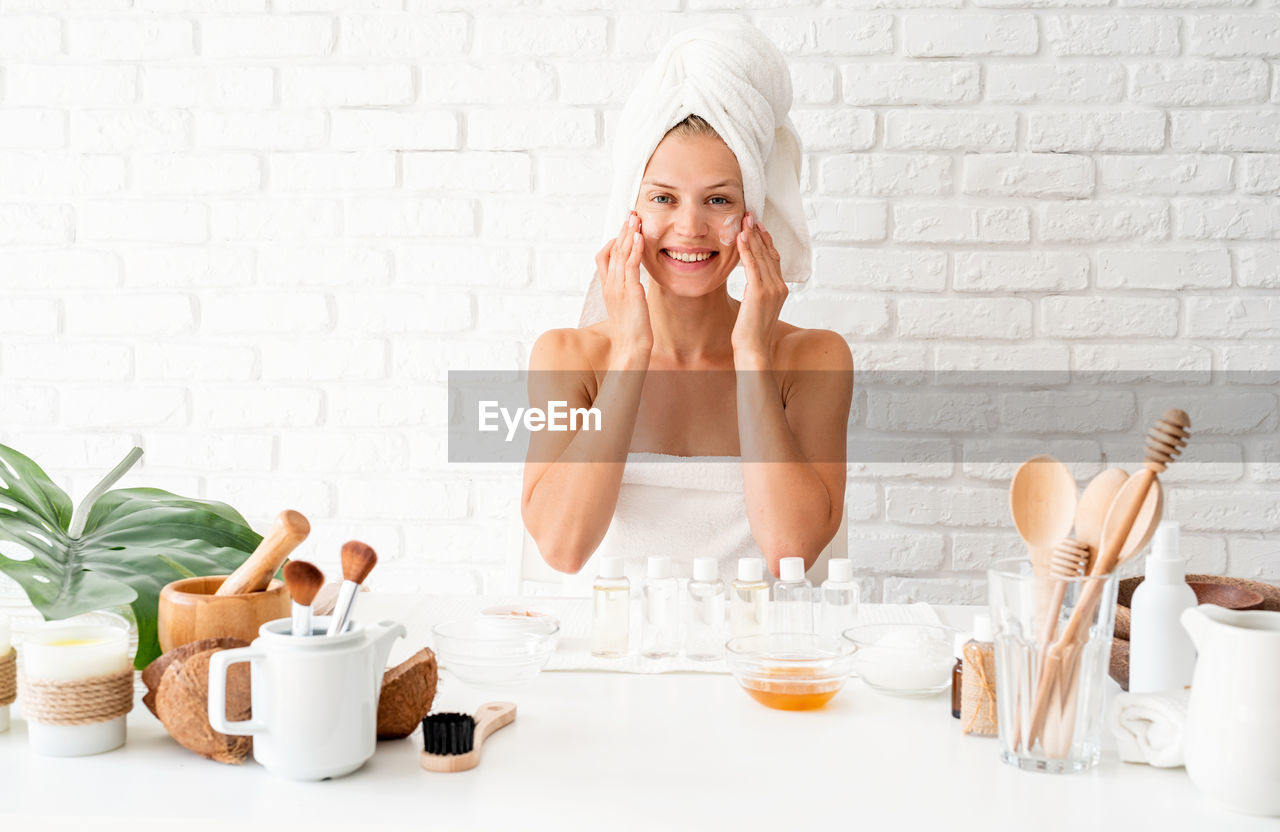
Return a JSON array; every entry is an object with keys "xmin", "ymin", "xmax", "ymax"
[{"xmin": 731, "ymin": 211, "xmax": 786, "ymax": 362}]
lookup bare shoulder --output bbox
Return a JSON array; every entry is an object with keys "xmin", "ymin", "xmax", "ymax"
[
  {"xmin": 773, "ymin": 324, "xmax": 854, "ymax": 373},
  {"xmin": 530, "ymin": 325, "xmax": 611, "ymax": 371}
]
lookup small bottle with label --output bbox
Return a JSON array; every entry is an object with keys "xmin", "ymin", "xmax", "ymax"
[
  {"xmin": 771, "ymin": 556, "xmax": 814, "ymax": 634},
  {"xmin": 685, "ymin": 557, "xmax": 726, "ymax": 661},
  {"xmin": 819, "ymin": 558, "xmax": 860, "ymax": 637},
  {"xmin": 641, "ymin": 555, "xmax": 679, "ymax": 659},
  {"xmin": 951, "ymin": 632, "xmax": 966, "ymax": 719},
  {"xmin": 730, "ymin": 557, "xmax": 769, "ymax": 639},
  {"xmin": 961, "ymin": 614, "xmax": 997, "ymax": 737},
  {"xmin": 590, "ymin": 556, "xmax": 630, "ymax": 659}
]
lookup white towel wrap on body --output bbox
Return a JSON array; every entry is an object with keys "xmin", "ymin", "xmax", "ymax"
[
  {"xmin": 579, "ymin": 22, "xmax": 809, "ymax": 327},
  {"xmin": 563, "ymin": 453, "xmax": 760, "ymax": 594}
]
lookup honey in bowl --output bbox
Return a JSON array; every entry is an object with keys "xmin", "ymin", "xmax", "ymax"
[{"xmin": 739, "ymin": 666, "xmax": 844, "ymax": 711}]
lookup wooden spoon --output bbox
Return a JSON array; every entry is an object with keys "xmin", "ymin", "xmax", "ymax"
[
  {"xmin": 216, "ymin": 510, "xmax": 311, "ymax": 596},
  {"xmin": 1032, "ymin": 468, "xmax": 1130, "ymax": 751},
  {"xmin": 1009, "ymin": 455, "xmax": 1078, "ymax": 576},
  {"xmin": 1075, "ymin": 468, "xmax": 1129, "ymax": 568},
  {"xmin": 1030, "ymin": 410, "xmax": 1190, "ymax": 755}
]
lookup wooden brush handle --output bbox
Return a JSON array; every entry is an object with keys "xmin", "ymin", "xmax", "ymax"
[
  {"xmin": 474, "ymin": 701, "xmax": 517, "ymax": 750},
  {"xmin": 216, "ymin": 510, "xmax": 311, "ymax": 596}
]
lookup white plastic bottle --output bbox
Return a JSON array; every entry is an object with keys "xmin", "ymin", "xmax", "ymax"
[
  {"xmin": 590, "ymin": 556, "xmax": 630, "ymax": 659},
  {"xmin": 1129, "ymin": 522, "xmax": 1198, "ymax": 693},
  {"xmin": 730, "ymin": 557, "xmax": 769, "ymax": 639},
  {"xmin": 685, "ymin": 557, "xmax": 726, "ymax": 661},
  {"xmin": 819, "ymin": 558, "xmax": 860, "ymax": 637},
  {"xmin": 640, "ymin": 555, "xmax": 680, "ymax": 659},
  {"xmin": 771, "ymin": 556, "xmax": 814, "ymax": 634}
]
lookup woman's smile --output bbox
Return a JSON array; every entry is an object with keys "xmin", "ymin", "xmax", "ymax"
[{"xmin": 659, "ymin": 246, "xmax": 720, "ymax": 270}]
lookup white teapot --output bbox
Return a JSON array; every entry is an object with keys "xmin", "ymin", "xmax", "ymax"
[
  {"xmin": 1181, "ymin": 604, "xmax": 1280, "ymax": 816},
  {"xmin": 208, "ymin": 616, "xmax": 405, "ymax": 781}
]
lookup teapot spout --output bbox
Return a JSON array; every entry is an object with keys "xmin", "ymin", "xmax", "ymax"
[
  {"xmin": 366, "ymin": 619, "xmax": 407, "ymax": 696},
  {"xmin": 1181, "ymin": 603, "xmax": 1248, "ymax": 651},
  {"xmin": 1181, "ymin": 605, "xmax": 1211, "ymax": 651}
]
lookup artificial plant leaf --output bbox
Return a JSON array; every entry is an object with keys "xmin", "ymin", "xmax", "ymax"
[{"xmin": 0, "ymin": 445, "xmax": 263, "ymax": 668}]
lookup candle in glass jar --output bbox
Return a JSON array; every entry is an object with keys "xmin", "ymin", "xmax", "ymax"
[
  {"xmin": 0, "ymin": 615, "xmax": 10, "ymax": 733},
  {"xmin": 22, "ymin": 624, "xmax": 130, "ymax": 756}
]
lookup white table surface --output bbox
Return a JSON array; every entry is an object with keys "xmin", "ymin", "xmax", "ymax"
[{"xmin": 0, "ymin": 597, "xmax": 1270, "ymax": 832}]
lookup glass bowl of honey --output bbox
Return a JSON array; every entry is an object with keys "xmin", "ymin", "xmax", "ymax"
[{"xmin": 725, "ymin": 634, "xmax": 858, "ymax": 711}]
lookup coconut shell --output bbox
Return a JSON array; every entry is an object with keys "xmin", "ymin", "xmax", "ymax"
[
  {"xmin": 377, "ymin": 647, "xmax": 438, "ymax": 740},
  {"xmin": 142, "ymin": 637, "xmax": 248, "ymax": 718},
  {"xmin": 156, "ymin": 646, "xmax": 253, "ymax": 765}
]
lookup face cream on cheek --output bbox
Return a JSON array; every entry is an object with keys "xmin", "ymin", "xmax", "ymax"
[{"xmin": 719, "ymin": 214, "xmax": 741, "ymax": 247}]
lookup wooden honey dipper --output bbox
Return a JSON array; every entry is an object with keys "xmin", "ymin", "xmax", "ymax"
[{"xmin": 1027, "ymin": 410, "xmax": 1190, "ymax": 753}]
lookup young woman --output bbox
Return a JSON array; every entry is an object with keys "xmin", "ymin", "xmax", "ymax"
[{"xmin": 521, "ymin": 27, "xmax": 852, "ymax": 586}]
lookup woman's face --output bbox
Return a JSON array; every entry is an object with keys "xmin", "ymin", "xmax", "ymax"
[{"xmin": 634, "ymin": 131, "xmax": 744, "ymax": 298}]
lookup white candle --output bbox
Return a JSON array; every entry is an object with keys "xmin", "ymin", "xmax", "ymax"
[
  {"xmin": 22, "ymin": 624, "xmax": 130, "ymax": 756},
  {"xmin": 0, "ymin": 615, "xmax": 9, "ymax": 733}
]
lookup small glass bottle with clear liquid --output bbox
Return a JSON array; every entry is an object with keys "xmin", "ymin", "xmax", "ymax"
[
  {"xmin": 730, "ymin": 557, "xmax": 769, "ymax": 639},
  {"xmin": 590, "ymin": 556, "xmax": 630, "ymax": 659},
  {"xmin": 771, "ymin": 556, "xmax": 814, "ymax": 633},
  {"xmin": 641, "ymin": 555, "xmax": 679, "ymax": 659},
  {"xmin": 685, "ymin": 557, "xmax": 726, "ymax": 661},
  {"xmin": 819, "ymin": 558, "xmax": 860, "ymax": 637}
]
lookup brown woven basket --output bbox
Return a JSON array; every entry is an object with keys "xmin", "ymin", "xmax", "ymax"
[{"xmin": 1110, "ymin": 574, "xmax": 1280, "ymax": 691}]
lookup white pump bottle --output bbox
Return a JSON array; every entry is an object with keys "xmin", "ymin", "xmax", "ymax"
[{"xmin": 1129, "ymin": 522, "xmax": 1198, "ymax": 693}]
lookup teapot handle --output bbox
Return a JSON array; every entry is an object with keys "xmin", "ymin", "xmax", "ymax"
[{"xmin": 208, "ymin": 646, "xmax": 269, "ymax": 736}]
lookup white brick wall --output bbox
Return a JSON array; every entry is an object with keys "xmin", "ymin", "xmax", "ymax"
[{"xmin": 1, "ymin": 3, "xmax": 1277, "ymax": 603}]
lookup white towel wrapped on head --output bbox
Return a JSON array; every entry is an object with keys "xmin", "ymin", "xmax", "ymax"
[
  {"xmin": 1106, "ymin": 688, "xmax": 1190, "ymax": 768},
  {"xmin": 580, "ymin": 22, "xmax": 809, "ymax": 327}
]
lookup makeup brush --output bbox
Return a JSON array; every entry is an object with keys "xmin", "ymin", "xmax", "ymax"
[
  {"xmin": 283, "ymin": 560, "xmax": 324, "ymax": 637},
  {"xmin": 326, "ymin": 540, "xmax": 378, "ymax": 636},
  {"xmin": 420, "ymin": 702, "xmax": 517, "ymax": 773}
]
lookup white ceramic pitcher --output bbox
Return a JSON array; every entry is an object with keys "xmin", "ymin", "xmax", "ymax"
[
  {"xmin": 208, "ymin": 616, "xmax": 405, "ymax": 781},
  {"xmin": 1181, "ymin": 604, "xmax": 1280, "ymax": 816}
]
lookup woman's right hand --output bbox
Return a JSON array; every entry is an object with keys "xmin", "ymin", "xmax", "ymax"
[{"xmin": 595, "ymin": 211, "xmax": 653, "ymax": 357}]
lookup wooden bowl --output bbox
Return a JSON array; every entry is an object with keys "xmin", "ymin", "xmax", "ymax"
[
  {"xmin": 158, "ymin": 575, "xmax": 291, "ymax": 654},
  {"xmin": 1111, "ymin": 574, "xmax": 1278, "ymax": 689},
  {"xmin": 1187, "ymin": 581, "xmax": 1265, "ymax": 611}
]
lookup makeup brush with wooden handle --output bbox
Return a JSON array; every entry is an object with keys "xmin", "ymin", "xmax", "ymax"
[
  {"xmin": 216, "ymin": 510, "xmax": 311, "ymax": 596},
  {"xmin": 326, "ymin": 541, "xmax": 378, "ymax": 636},
  {"xmin": 283, "ymin": 560, "xmax": 324, "ymax": 636}
]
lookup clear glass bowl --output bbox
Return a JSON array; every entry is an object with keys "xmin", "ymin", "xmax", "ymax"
[
  {"xmin": 432, "ymin": 615, "xmax": 559, "ymax": 686},
  {"xmin": 724, "ymin": 633, "xmax": 858, "ymax": 711},
  {"xmin": 842, "ymin": 623, "xmax": 957, "ymax": 696}
]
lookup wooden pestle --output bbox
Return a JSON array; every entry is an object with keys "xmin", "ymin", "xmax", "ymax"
[
  {"xmin": 1025, "ymin": 410, "xmax": 1189, "ymax": 753},
  {"xmin": 215, "ymin": 510, "xmax": 311, "ymax": 596}
]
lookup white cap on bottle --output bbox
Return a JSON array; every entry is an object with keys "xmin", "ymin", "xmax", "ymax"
[
  {"xmin": 598, "ymin": 557, "xmax": 624, "ymax": 580},
  {"xmin": 779, "ymin": 557, "xmax": 805, "ymax": 582},
  {"xmin": 972, "ymin": 613, "xmax": 993, "ymax": 643},
  {"xmin": 646, "ymin": 555, "xmax": 671, "ymax": 579},
  {"xmin": 827, "ymin": 558, "xmax": 853, "ymax": 583},
  {"xmin": 738, "ymin": 557, "xmax": 764, "ymax": 582},
  {"xmin": 1146, "ymin": 521, "xmax": 1186, "ymax": 584},
  {"xmin": 954, "ymin": 632, "xmax": 969, "ymax": 660},
  {"xmin": 692, "ymin": 557, "xmax": 718, "ymax": 583}
]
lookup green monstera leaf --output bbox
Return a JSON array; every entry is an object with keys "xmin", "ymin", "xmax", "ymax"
[{"xmin": 0, "ymin": 444, "xmax": 262, "ymax": 668}]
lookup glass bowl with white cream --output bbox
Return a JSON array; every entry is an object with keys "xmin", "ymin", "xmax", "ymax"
[{"xmin": 842, "ymin": 623, "xmax": 956, "ymax": 696}]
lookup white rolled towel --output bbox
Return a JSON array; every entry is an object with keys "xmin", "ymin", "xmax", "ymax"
[
  {"xmin": 1106, "ymin": 689, "xmax": 1190, "ymax": 768},
  {"xmin": 581, "ymin": 22, "xmax": 809, "ymax": 327}
]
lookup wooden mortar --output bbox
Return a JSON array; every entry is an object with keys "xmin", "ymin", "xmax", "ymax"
[{"xmin": 158, "ymin": 575, "xmax": 290, "ymax": 654}]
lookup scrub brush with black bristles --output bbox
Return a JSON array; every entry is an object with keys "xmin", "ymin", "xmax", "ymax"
[{"xmin": 420, "ymin": 702, "xmax": 516, "ymax": 772}]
